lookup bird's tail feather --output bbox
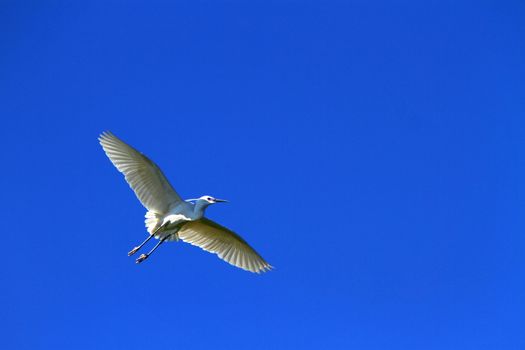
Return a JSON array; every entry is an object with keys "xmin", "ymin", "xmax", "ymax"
[
  {"xmin": 145, "ymin": 211, "xmax": 163, "ymax": 235},
  {"xmin": 145, "ymin": 211, "xmax": 180, "ymax": 241}
]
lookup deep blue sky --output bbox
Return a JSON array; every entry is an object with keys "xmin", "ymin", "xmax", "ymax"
[{"xmin": 1, "ymin": 1, "xmax": 524, "ymax": 349}]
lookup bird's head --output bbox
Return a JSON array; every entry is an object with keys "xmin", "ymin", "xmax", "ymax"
[
  {"xmin": 186, "ymin": 195, "xmax": 228, "ymax": 206},
  {"xmin": 199, "ymin": 195, "xmax": 228, "ymax": 204}
]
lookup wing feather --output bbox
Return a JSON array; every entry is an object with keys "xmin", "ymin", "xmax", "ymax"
[
  {"xmin": 178, "ymin": 218, "xmax": 272, "ymax": 273},
  {"xmin": 99, "ymin": 132, "xmax": 182, "ymax": 213}
]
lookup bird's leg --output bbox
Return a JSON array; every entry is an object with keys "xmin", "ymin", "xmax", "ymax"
[
  {"xmin": 128, "ymin": 234, "xmax": 154, "ymax": 256},
  {"xmin": 128, "ymin": 223, "xmax": 168, "ymax": 256},
  {"xmin": 136, "ymin": 234, "xmax": 171, "ymax": 264}
]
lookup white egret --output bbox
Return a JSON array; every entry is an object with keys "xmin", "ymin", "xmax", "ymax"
[{"xmin": 99, "ymin": 132, "xmax": 272, "ymax": 273}]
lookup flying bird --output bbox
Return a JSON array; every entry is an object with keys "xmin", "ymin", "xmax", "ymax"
[{"xmin": 99, "ymin": 132, "xmax": 272, "ymax": 273}]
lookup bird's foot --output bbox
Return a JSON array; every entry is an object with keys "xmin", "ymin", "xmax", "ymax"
[
  {"xmin": 136, "ymin": 254, "xmax": 148, "ymax": 264},
  {"xmin": 128, "ymin": 246, "xmax": 140, "ymax": 256}
]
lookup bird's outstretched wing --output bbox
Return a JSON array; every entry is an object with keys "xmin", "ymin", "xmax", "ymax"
[
  {"xmin": 178, "ymin": 218, "xmax": 272, "ymax": 273},
  {"xmin": 99, "ymin": 131, "xmax": 183, "ymax": 213}
]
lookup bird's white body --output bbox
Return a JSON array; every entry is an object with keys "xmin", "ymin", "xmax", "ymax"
[
  {"xmin": 99, "ymin": 132, "xmax": 272, "ymax": 273},
  {"xmin": 148, "ymin": 199, "xmax": 211, "ymax": 240}
]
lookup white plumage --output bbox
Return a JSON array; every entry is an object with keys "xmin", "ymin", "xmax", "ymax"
[
  {"xmin": 99, "ymin": 131, "xmax": 272, "ymax": 273},
  {"xmin": 178, "ymin": 219, "xmax": 272, "ymax": 273}
]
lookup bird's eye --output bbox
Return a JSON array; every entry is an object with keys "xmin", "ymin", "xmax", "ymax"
[{"xmin": 208, "ymin": 197, "xmax": 213, "ymax": 201}]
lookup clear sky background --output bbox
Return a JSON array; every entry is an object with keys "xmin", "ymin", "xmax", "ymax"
[{"xmin": 1, "ymin": 1, "xmax": 524, "ymax": 349}]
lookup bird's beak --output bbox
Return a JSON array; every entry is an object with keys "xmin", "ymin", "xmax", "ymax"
[{"xmin": 214, "ymin": 198, "xmax": 228, "ymax": 203}]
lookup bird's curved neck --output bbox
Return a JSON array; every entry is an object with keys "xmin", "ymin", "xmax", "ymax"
[{"xmin": 192, "ymin": 200, "xmax": 209, "ymax": 219}]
